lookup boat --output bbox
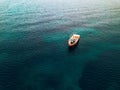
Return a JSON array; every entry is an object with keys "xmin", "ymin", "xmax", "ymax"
[{"xmin": 68, "ymin": 34, "xmax": 80, "ymax": 47}]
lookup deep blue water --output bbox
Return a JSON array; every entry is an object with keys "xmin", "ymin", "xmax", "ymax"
[{"xmin": 0, "ymin": 0, "xmax": 120, "ymax": 90}]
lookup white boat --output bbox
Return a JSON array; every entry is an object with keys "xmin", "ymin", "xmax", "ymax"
[{"xmin": 68, "ymin": 34, "xmax": 80, "ymax": 47}]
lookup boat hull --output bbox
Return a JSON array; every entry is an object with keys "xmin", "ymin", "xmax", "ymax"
[{"xmin": 68, "ymin": 34, "xmax": 80, "ymax": 47}]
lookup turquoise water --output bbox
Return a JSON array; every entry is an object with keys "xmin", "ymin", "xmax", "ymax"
[{"xmin": 0, "ymin": 0, "xmax": 120, "ymax": 90}]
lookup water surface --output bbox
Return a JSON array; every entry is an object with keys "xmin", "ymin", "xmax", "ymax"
[{"xmin": 0, "ymin": 0, "xmax": 120, "ymax": 90}]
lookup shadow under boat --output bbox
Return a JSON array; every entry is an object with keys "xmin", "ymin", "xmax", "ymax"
[{"xmin": 68, "ymin": 40, "xmax": 80, "ymax": 52}]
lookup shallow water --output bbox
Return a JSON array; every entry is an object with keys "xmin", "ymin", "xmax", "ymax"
[{"xmin": 0, "ymin": 0, "xmax": 120, "ymax": 90}]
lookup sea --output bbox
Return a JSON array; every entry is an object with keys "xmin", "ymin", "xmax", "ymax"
[{"xmin": 0, "ymin": 0, "xmax": 120, "ymax": 90}]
